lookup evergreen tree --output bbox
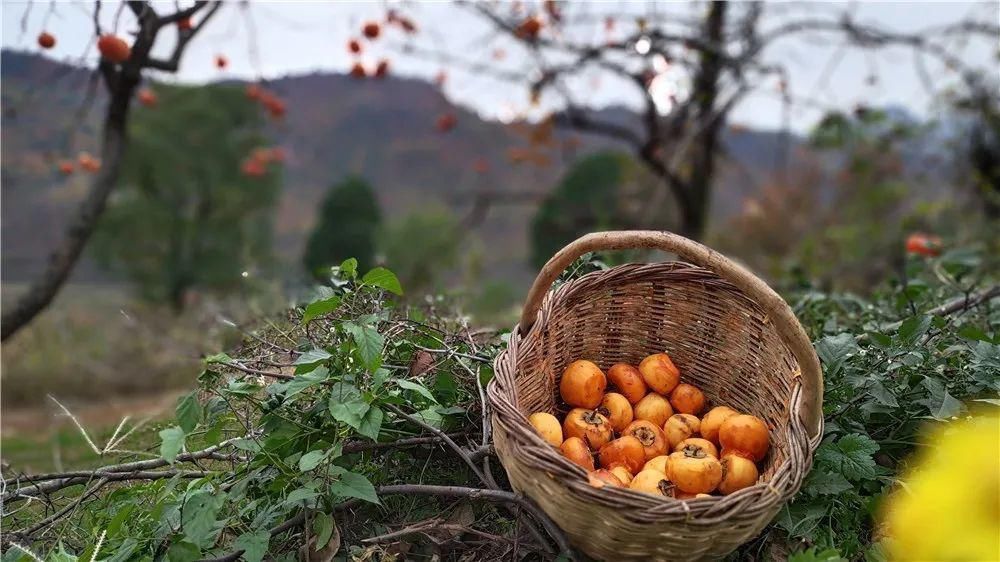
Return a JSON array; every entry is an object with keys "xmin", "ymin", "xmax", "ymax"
[{"xmin": 303, "ymin": 177, "xmax": 381, "ymax": 279}]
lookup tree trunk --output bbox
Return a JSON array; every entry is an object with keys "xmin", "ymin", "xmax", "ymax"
[
  {"xmin": 1, "ymin": 65, "xmax": 138, "ymax": 340},
  {"xmin": 682, "ymin": 0, "xmax": 728, "ymax": 240}
]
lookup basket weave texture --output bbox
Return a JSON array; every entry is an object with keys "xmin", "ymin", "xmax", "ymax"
[{"xmin": 488, "ymin": 231, "xmax": 823, "ymax": 561}]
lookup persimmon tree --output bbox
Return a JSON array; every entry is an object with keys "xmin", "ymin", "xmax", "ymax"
[
  {"xmin": 402, "ymin": 2, "xmax": 999, "ymax": 240},
  {"xmin": 1, "ymin": 1, "xmax": 223, "ymax": 341}
]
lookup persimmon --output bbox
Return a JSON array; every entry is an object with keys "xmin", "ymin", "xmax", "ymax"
[
  {"xmin": 362, "ymin": 22, "xmax": 381, "ymax": 40},
  {"xmin": 374, "ymin": 59, "xmax": 389, "ymax": 78},
  {"xmin": 245, "ymin": 84, "xmax": 262, "ymax": 100},
  {"xmin": 37, "ymin": 32, "xmax": 56, "ymax": 49},
  {"xmin": 664, "ymin": 413, "xmax": 701, "ymax": 449},
  {"xmin": 597, "ymin": 392, "xmax": 633, "ymax": 432},
  {"xmin": 241, "ymin": 158, "xmax": 265, "ymax": 178},
  {"xmin": 563, "ymin": 408, "xmax": 612, "ymax": 450},
  {"xmin": 588, "ymin": 469, "xmax": 623, "ymax": 488},
  {"xmin": 348, "ymin": 39, "xmax": 362, "ymax": 54},
  {"xmin": 623, "ymin": 420, "xmax": 668, "ymax": 461},
  {"xmin": 515, "ymin": 16, "xmax": 542, "ymax": 40},
  {"xmin": 598, "ymin": 436, "xmax": 645, "ymax": 474},
  {"xmin": 906, "ymin": 233, "xmax": 942, "ymax": 257},
  {"xmin": 628, "ymin": 469, "xmax": 673, "ymax": 497},
  {"xmin": 57, "ymin": 160, "xmax": 74, "ymax": 175},
  {"xmin": 264, "ymin": 97, "xmax": 286, "ymax": 119},
  {"xmin": 633, "ymin": 393, "xmax": 673, "ymax": 427},
  {"xmin": 559, "ymin": 360, "xmax": 606, "ymax": 409},
  {"xmin": 608, "ymin": 464, "xmax": 633, "ymax": 485},
  {"xmin": 97, "ymin": 35, "xmax": 130, "ymax": 63},
  {"xmin": 717, "ymin": 454, "xmax": 759, "ymax": 495},
  {"xmin": 177, "ymin": 17, "xmax": 193, "ymax": 31},
  {"xmin": 642, "ymin": 455, "xmax": 670, "ymax": 476},
  {"xmin": 77, "ymin": 152, "xmax": 100, "ymax": 173},
  {"xmin": 670, "ymin": 383, "xmax": 706, "ymax": 415},
  {"xmin": 350, "ymin": 62, "xmax": 366, "ymax": 79},
  {"xmin": 528, "ymin": 412, "xmax": 562, "ymax": 447},
  {"xmin": 268, "ymin": 147, "xmax": 287, "ymax": 163},
  {"xmin": 560, "ymin": 437, "xmax": 594, "ymax": 471},
  {"xmin": 435, "ymin": 113, "xmax": 457, "ymax": 133},
  {"xmin": 701, "ymin": 406, "xmax": 738, "ymax": 445},
  {"xmin": 638, "ymin": 353, "xmax": 680, "ymax": 395},
  {"xmin": 675, "ymin": 438, "xmax": 718, "ymax": 459},
  {"xmin": 137, "ymin": 88, "xmax": 157, "ymax": 107},
  {"xmin": 607, "ymin": 363, "xmax": 648, "ymax": 404},
  {"xmin": 719, "ymin": 414, "xmax": 770, "ymax": 462},
  {"xmin": 668, "ymin": 449, "xmax": 723, "ymax": 494},
  {"xmin": 215, "ymin": 54, "xmax": 228, "ymax": 69}
]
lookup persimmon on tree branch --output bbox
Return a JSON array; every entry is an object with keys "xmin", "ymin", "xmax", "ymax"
[
  {"xmin": 0, "ymin": 0, "xmax": 224, "ymax": 341},
  {"xmin": 413, "ymin": 2, "xmax": 999, "ymax": 239}
]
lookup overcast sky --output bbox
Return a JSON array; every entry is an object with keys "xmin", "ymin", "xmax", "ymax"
[{"xmin": 3, "ymin": 1, "xmax": 997, "ymax": 133}]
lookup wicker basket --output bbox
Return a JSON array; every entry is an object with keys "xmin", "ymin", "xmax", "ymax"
[{"xmin": 488, "ymin": 231, "xmax": 823, "ymax": 561}]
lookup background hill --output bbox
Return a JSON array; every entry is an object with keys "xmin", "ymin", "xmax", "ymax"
[{"xmin": 1, "ymin": 49, "xmax": 843, "ymax": 288}]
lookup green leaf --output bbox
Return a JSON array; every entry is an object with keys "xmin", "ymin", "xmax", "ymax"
[
  {"xmin": 182, "ymin": 491, "xmax": 222, "ymax": 549},
  {"xmin": 103, "ymin": 538, "xmax": 139, "ymax": 562},
  {"xmin": 329, "ymin": 397, "xmax": 370, "ymax": 429},
  {"xmin": 957, "ymin": 324, "xmax": 990, "ymax": 343},
  {"xmin": 789, "ymin": 547, "xmax": 848, "ymax": 562},
  {"xmin": 204, "ymin": 352, "xmax": 232, "ymax": 365},
  {"xmin": 344, "ymin": 322, "xmax": 383, "ymax": 371},
  {"xmin": 357, "ymin": 406, "xmax": 383, "ymax": 440},
  {"xmin": 919, "ymin": 378, "xmax": 966, "ymax": 420},
  {"xmin": 233, "ymin": 530, "xmax": 269, "ymax": 562},
  {"xmin": 159, "ymin": 426, "xmax": 186, "ymax": 463},
  {"xmin": 395, "ymin": 379, "xmax": 438, "ymax": 403},
  {"xmin": 414, "ymin": 407, "xmax": 444, "ymax": 428},
  {"xmin": 313, "ymin": 512, "xmax": 336, "ymax": 550},
  {"xmin": 274, "ymin": 366, "xmax": 330, "ymax": 398},
  {"xmin": 816, "ymin": 334, "xmax": 858, "ymax": 376},
  {"xmin": 897, "ymin": 315, "xmax": 931, "ymax": 345},
  {"xmin": 803, "ymin": 470, "xmax": 853, "ymax": 496},
  {"xmin": 340, "ymin": 258, "xmax": 358, "ymax": 278},
  {"xmin": 302, "ymin": 296, "xmax": 342, "ymax": 324},
  {"xmin": 815, "ymin": 434, "xmax": 879, "ymax": 482},
  {"xmin": 328, "ymin": 467, "xmax": 379, "ymax": 504},
  {"xmin": 284, "ymin": 487, "xmax": 320, "ymax": 507},
  {"xmin": 49, "ymin": 545, "xmax": 78, "ymax": 562},
  {"xmin": 295, "ymin": 348, "xmax": 332, "ymax": 367},
  {"xmin": 166, "ymin": 541, "xmax": 201, "ymax": 562},
  {"xmin": 176, "ymin": 392, "xmax": 202, "ymax": 434},
  {"xmin": 362, "ymin": 267, "xmax": 403, "ymax": 295},
  {"xmin": 299, "ymin": 449, "xmax": 328, "ymax": 472},
  {"xmin": 371, "ymin": 368, "xmax": 391, "ymax": 392},
  {"xmin": 868, "ymin": 381, "xmax": 899, "ymax": 408}
]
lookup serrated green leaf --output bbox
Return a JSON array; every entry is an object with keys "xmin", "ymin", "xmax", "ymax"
[
  {"xmin": 298, "ymin": 449, "xmax": 327, "ymax": 472},
  {"xmin": 815, "ymin": 434, "xmax": 879, "ymax": 482},
  {"xmin": 897, "ymin": 315, "xmax": 931, "ymax": 345},
  {"xmin": 340, "ymin": 258, "xmax": 358, "ymax": 278},
  {"xmin": 302, "ymin": 296, "xmax": 342, "ymax": 324},
  {"xmin": 343, "ymin": 322, "xmax": 383, "ymax": 371},
  {"xmin": 868, "ymin": 381, "xmax": 899, "ymax": 408},
  {"xmin": 919, "ymin": 377, "xmax": 966, "ymax": 420},
  {"xmin": 274, "ymin": 366, "xmax": 330, "ymax": 399},
  {"xmin": 357, "ymin": 406, "xmax": 383, "ymax": 440},
  {"xmin": 328, "ymin": 467, "xmax": 379, "ymax": 504},
  {"xmin": 371, "ymin": 368, "xmax": 391, "ymax": 392},
  {"xmin": 159, "ymin": 426, "xmax": 186, "ymax": 463},
  {"xmin": 816, "ymin": 334, "xmax": 858, "ymax": 376},
  {"xmin": 803, "ymin": 470, "xmax": 853, "ymax": 496},
  {"xmin": 362, "ymin": 267, "xmax": 403, "ymax": 295},
  {"xmin": 789, "ymin": 547, "xmax": 848, "ymax": 562},
  {"xmin": 233, "ymin": 530, "xmax": 269, "ymax": 562},
  {"xmin": 176, "ymin": 392, "xmax": 202, "ymax": 434},
  {"xmin": 395, "ymin": 379, "xmax": 438, "ymax": 403},
  {"xmin": 49, "ymin": 544, "xmax": 78, "ymax": 562}
]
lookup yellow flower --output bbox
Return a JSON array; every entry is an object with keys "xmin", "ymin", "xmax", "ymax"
[{"xmin": 882, "ymin": 412, "xmax": 1000, "ymax": 561}]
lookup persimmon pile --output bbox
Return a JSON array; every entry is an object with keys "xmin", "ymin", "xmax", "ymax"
[{"xmin": 528, "ymin": 354, "xmax": 771, "ymax": 499}]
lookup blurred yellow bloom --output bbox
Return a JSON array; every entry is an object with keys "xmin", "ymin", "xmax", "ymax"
[{"xmin": 882, "ymin": 412, "xmax": 1000, "ymax": 561}]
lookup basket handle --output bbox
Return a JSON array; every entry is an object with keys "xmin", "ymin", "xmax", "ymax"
[{"xmin": 519, "ymin": 230, "xmax": 823, "ymax": 438}]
